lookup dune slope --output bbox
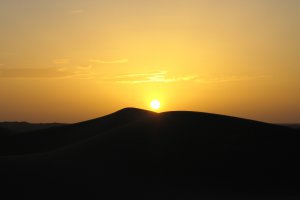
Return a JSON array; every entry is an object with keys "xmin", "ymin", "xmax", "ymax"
[{"xmin": 1, "ymin": 108, "xmax": 300, "ymax": 198}]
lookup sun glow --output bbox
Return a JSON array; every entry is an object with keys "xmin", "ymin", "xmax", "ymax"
[{"xmin": 150, "ymin": 100, "xmax": 161, "ymax": 110}]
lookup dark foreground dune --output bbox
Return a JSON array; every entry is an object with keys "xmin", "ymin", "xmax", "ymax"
[
  {"xmin": 0, "ymin": 122, "xmax": 64, "ymax": 134},
  {"xmin": 0, "ymin": 127, "xmax": 12, "ymax": 136},
  {"xmin": 1, "ymin": 108, "xmax": 300, "ymax": 199},
  {"xmin": 282, "ymin": 124, "xmax": 300, "ymax": 130}
]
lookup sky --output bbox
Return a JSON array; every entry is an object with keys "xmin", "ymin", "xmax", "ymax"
[{"xmin": 0, "ymin": 0, "xmax": 300, "ymax": 123}]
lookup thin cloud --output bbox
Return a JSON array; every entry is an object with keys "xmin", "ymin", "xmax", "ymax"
[
  {"xmin": 194, "ymin": 74, "xmax": 270, "ymax": 84},
  {"xmin": 53, "ymin": 59, "xmax": 70, "ymax": 65},
  {"xmin": 89, "ymin": 59, "xmax": 129, "ymax": 64},
  {"xmin": 111, "ymin": 71, "xmax": 168, "ymax": 79},
  {"xmin": 0, "ymin": 66, "xmax": 95, "ymax": 79},
  {"xmin": 0, "ymin": 67, "xmax": 72, "ymax": 78},
  {"xmin": 72, "ymin": 65, "xmax": 95, "ymax": 79},
  {"xmin": 101, "ymin": 71, "xmax": 269, "ymax": 84},
  {"xmin": 102, "ymin": 71, "xmax": 198, "ymax": 84}
]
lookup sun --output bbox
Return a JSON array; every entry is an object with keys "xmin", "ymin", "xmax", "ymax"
[{"xmin": 150, "ymin": 100, "xmax": 161, "ymax": 110}]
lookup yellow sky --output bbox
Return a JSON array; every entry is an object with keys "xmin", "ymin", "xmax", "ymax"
[{"xmin": 0, "ymin": 0, "xmax": 300, "ymax": 123}]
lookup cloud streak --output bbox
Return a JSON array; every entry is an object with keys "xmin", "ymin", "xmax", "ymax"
[
  {"xmin": 194, "ymin": 74, "xmax": 270, "ymax": 84},
  {"xmin": 0, "ymin": 66, "xmax": 95, "ymax": 79},
  {"xmin": 53, "ymin": 59, "xmax": 70, "ymax": 65},
  {"xmin": 0, "ymin": 66, "xmax": 269, "ymax": 84},
  {"xmin": 0, "ymin": 67, "xmax": 71, "ymax": 78},
  {"xmin": 102, "ymin": 71, "xmax": 198, "ymax": 84},
  {"xmin": 101, "ymin": 71, "xmax": 269, "ymax": 84},
  {"xmin": 89, "ymin": 59, "xmax": 129, "ymax": 64}
]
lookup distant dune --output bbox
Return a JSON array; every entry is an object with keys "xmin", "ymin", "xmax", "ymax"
[
  {"xmin": 0, "ymin": 122, "xmax": 65, "ymax": 134},
  {"xmin": 1, "ymin": 108, "xmax": 300, "ymax": 199}
]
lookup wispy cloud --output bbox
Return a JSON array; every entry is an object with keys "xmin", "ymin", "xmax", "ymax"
[
  {"xmin": 0, "ymin": 65, "xmax": 269, "ymax": 83},
  {"xmin": 72, "ymin": 65, "xmax": 95, "ymax": 79},
  {"xmin": 89, "ymin": 59, "xmax": 129, "ymax": 64},
  {"xmin": 53, "ymin": 59, "xmax": 70, "ymax": 65},
  {"xmin": 194, "ymin": 74, "xmax": 270, "ymax": 84},
  {"xmin": 0, "ymin": 65, "xmax": 95, "ymax": 79},
  {"xmin": 0, "ymin": 67, "xmax": 72, "ymax": 78},
  {"xmin": 102, "ymin": 71, "xmax": 198, "ymax": 84},
  {"xmin": 101, "ymin": 71, "xmax": 270, "ymax": 84}
]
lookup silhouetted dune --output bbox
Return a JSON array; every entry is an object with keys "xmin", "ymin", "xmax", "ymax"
[
  {"xmin": 0, "ymin": 127, "xmax": 12, "ymax": 136},
  {"xmin": 0, "ymin": 122, "xmax": 65, "ymax": 133},
  {"xmin": 1, "ymin": 108, "xmax": 300, "ymax": 199},
  {"xmin": 0, "ymin": 108, "xmax": 155, "ymax": 155},
  {"xmin": 281, "ymin": 124, "xmax": 300, "ymax": 130}
]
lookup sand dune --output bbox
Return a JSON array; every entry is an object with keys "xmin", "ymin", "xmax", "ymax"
[{"xmin": 1, "ymin": 108, "xmax": 300, "ymax": 199}]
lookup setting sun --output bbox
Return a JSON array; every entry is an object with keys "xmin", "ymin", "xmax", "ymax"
[
  {"xmin": 150, "ymin": 100, "xmax": 161, "ymax": 110},
  {"xmin": 0, "ymin": 0, "xmax": 299, "ymax": 124},
  {"xmin": 1, "ymin": 1, "xmax": 300, "ymax": 198}
]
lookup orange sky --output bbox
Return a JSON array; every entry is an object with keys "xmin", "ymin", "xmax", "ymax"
[{"xmin": 0, "ymin": 0, "xmax": 300, "ymax": 123}]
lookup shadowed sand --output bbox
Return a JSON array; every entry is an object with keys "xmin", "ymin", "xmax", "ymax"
[
  {"xmin": 1, "ymin": 108, "xmax": 300, "ymax": 199},
  {"xmin": 0, "ymin": 122, "xmax": 64, "ymax": 134}
]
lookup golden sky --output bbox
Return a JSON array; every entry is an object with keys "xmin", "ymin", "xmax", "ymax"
[{"xmin": 0, "ymin": 0, "xmax": 300, "ymax": 123}]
